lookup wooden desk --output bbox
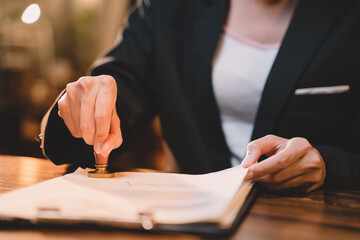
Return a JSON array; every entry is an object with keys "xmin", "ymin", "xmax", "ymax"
[{"xmin": 0, "ymin": 155, "xmax": 359, "ymax": 240}]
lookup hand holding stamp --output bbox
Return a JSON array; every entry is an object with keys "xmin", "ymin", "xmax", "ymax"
[{"xmin": 56, "ymin": 75, "xmax": 122, "ymax": 178}]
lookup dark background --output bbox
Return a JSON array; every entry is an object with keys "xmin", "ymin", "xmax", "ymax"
[{"xmin": 0, "ymin": 0, "xmax": 133, "ymax": 158}]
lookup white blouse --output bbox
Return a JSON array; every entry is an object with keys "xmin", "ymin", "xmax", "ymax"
[{"xmin": 212, "ymin": 32, "xmax": 279, "ymax": 166}]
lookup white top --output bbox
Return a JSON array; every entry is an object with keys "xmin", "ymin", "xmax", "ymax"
[{"xmin": 212, "ymin": 32, "xmax": 279, "ymax": 166}]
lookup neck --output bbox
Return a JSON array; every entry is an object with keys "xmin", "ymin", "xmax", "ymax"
[
  {"xmin": 225, "ymin": 0, "xmax": 298, "ymax": 44},
  {"xmin": 258, "ymin": 0, "xmax": 294, "ymax": 6}
]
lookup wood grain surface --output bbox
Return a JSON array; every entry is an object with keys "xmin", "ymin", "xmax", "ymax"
[{"xmin": 0, "ymin": 155, "xmax": 359, "ymax": 240}]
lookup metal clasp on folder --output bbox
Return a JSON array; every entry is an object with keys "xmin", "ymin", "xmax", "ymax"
[
  {"xmin": 36, "ymin": 206, "xmax": 61, "ymax": 222},
  {"xmin": 139, "ymin": 212, "xmax": 154, "ymax": 230}
]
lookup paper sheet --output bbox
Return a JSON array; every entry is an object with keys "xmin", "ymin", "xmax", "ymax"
[{"xmin": 0, "ymin": 165, "xmax": 248, "ymax": 224}]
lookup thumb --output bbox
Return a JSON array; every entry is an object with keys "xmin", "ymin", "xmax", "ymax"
[
  {"xmin": 241, "ymin": 142, "xmax": 262, "ymax": 168},
  {"xmin": 100, "ymin": 107, "xmax": 123, "ymax": 157}
]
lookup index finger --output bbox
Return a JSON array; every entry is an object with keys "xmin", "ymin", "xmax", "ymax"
[
  {"xmin": 93, "ymin": 76, "xmax": 117, "ymax": 153},
  {"xmin": 242, "ymin": 135, "xmax": 286, "ymax": 168},
  {"xmin": 245, "ymin": 140, "xmax": 306, "ymax": 180}
]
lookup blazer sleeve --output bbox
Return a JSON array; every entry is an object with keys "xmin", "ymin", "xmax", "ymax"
[
  {"xmin": 40, "ymin": 2, "xmax": 157, "ymax": 166},
  {"xmin": 317, "ymin": 146, "xmax": 360, "ymax": 189}
]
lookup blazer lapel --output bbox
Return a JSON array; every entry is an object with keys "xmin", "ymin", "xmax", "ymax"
[
  {"xmin": 181, "ymin": 0, "xmax": 231, "ymax": 169},
  {"xmin": 252, "ymin": 0, "xmax": 348, "ymax": 140}
]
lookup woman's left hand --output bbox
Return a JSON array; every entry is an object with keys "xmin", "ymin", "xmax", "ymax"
[{"xmin": 242, "ymin": 135, "xmax": 326, "ymax": 192}]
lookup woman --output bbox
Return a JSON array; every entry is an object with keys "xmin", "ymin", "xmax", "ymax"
[{"xmin": 41, "ymin": 0, "xmax": 360, "ymax": 191}]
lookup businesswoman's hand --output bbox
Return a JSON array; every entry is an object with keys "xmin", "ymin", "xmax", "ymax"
[
  {"xmin": 242, "ymin": 135, "xmax": 325, "ymax": 192},
  {"xmin": 57, "ymin": 75, "xmax": 122, "ymax": 163}
]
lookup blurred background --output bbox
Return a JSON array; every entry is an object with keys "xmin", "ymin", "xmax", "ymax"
[{"xmin": 0, "ymin": 0, "xmax": 133, "ymax": 158}]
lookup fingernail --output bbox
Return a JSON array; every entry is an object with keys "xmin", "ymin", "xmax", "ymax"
[
  {"xmin": 241, "ymin": 157, "xmax": 250, "ymax": 167},
  {"xmin": 241, "ymin": 160, "xmax": 248, "ymax": 167},
  {"xmin": 94, "ymin": 143, "xmax": 101, "ymax": 154},
  {"xmin": 242, "ymin": 150, "xmax": 254, "ymax": 167}
]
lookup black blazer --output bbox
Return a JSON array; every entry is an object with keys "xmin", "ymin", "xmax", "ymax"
[{"xmin": 42, "ymin": 0, "xmax": 360, "ymax": 189}]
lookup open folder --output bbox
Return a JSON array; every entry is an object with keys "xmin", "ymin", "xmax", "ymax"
[{"xmin": 0, "ymin": 165, "xmax": 255, "ymax": 235}]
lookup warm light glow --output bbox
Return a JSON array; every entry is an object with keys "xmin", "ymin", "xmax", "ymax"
[{"xmin": 22, "ymin": 3, "xmax": 41, "ymax": 24}]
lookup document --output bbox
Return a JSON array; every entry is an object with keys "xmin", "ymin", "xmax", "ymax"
[{"xmin": 0, "ymin": 165, "xmax": 254, "ymax": 233}]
